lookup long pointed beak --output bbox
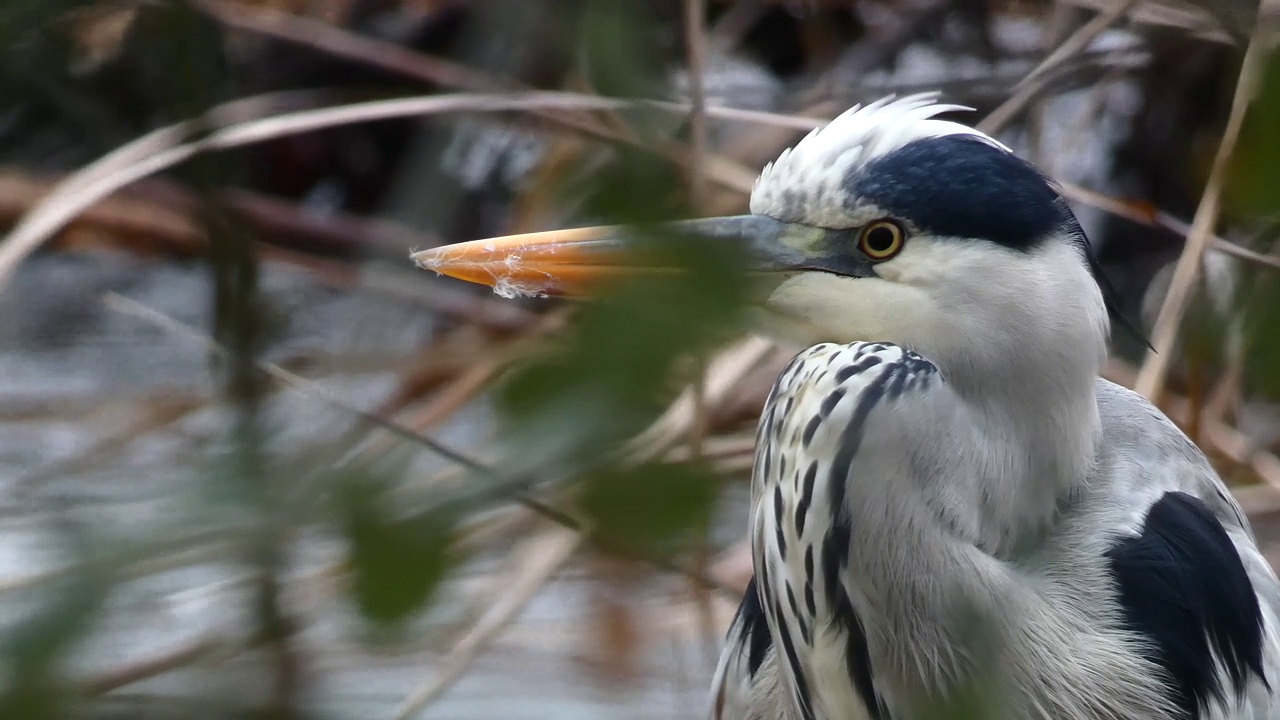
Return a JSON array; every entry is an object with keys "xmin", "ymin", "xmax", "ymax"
[{"xmin": 411, "ymin": 215, "xmax": 832, "ymax": 297}]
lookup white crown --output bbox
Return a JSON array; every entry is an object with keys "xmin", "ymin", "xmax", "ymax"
[{"xmin": 749, "ymin": 93, "xmax": 1007, "ymax": 228}]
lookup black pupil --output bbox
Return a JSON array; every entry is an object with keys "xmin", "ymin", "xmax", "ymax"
[{"xmin": 866, "ymin": 225, "xmax": 896, "ymax": 253}]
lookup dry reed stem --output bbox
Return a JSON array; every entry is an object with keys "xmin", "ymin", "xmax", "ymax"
[
  {"xmin": 1104, "ymin": 360, "xmax": 1280, "ymax": 490},
  {"xmin": 390, "ymin": 524, "xmax": 581, "ymax": 719},
  {"xmin": 681, "ymin": 0, "xmax": 722, "ymax": 663},
  {"xmin": 1057, "ymin": 181, "xmax": 1280, "ymax": 273},
  {"xmin": 625, "ymin": 336, "xmax": 776, "ymax": 464},
  {"xmin": 1134, "ymin": 13, "xmax": 1276, "ymax": 399},
  {"xmin": 682, "ymin": 0, "xmax": 712, "ymax": 463},
  {"xmin": 103, "ymin": 292, "xmax": 481, "ymax": 469},
  {"xmin": 0, "ymin": 531, "xmax": 243, "ymax": 596},
  {"xmin": 102, "ymin": 293, "xmax": 740, "ymax": 598},
  {"xmin": 332, "ymin": 309, "xmax": 569, "ymax": 471},
  {"xmin": 0, "ymin": 91, "xmax": 816, "ymax": 293},
  {"xmin": 979, "ymin": 0, "xmax": 1138, "ymax": 135},
  {"xmin": 83, "ymin": 635, "xmax": 226, "ymax": 695},
  {"xmin": 1056, "ymin": 0, "xmax": 1238, "ymax": 43},
  {"xmin": 12, "ymin": 396, "xmax": 203, "ymax": 493},
  {"xmin": 195, "ymin": 0, "xmax": 500, "ymax": 91}
]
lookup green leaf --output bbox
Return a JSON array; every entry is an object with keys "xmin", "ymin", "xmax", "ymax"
[
  {"xmin": 579, "ymin": 462, "xmax": 720, "ymax": 556},
  {"xmin": 340, "ymin": 482, "xmax": 455, "ymax": 625},
  {"xmin": 0, "ymin": 673, "xmax": 69, "ymax": 720},
  {"xmin": 1228, "ymin": 49, "xmax": 1280, "ymax": 217},
  {"xmin": 578, "ymin": 0, "xmax": 665, "ymax": 101},
  {"xmin": 1242, "ymin": 267, "xmax": 1280, "ymax": 400},
  {"xmin": 0, "ymin": 554, "xmax": 112, "ymax": 719}
]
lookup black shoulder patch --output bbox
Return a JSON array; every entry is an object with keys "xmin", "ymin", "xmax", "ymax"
[
  {"xmin": 848, "ymin": 135, "xmax": 1073, "ymax": 252},
  {"xmin": 735, "ymin": 576, "xmax": 774, "ymax": 679},
  {"xmin": 1106, "ymin": 491, "xmax": 1269, "ymax": 719}
]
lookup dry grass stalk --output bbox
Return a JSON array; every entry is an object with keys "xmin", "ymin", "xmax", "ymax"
[
  {"xmin": 102, "ymin": 293, "xmax": 744, "ymax": 601},
  {"xmin": 83, "ymin": 635, "xmax": 226, "ymax": 695},
  {"xmin": 1134, "ymin": 10, "xmax": 1276, "ymax": 399},
  {"xmin": 102, "ymin": 292, "xmax": 484, "ymax": 469},
  {"xmin": 1105, "ymin": 359, "xmax": 1280, "ymax": 491},
  {"xmin": 0, "ymin": 89, "xmax": 816, "ymax": 293},
  {"xmin": 1056, "ymin": 181, "xmax": 1280, "ymax": 273},
  {"xmin": 331, "ymin": 309, "xmax": 570, "ymax": 472},
  {"xmin": 195, "ymin": 0, "xmax": 499, "ymax": 90},
  {"xmin": 979, "ymin": 0, "xmax": 1138, "ymax": 135},
  {"xmin": 681, "ymin": 0, "xmax": 722, "ymax": 664},
  {"xmin": 1056, "ymin": 0, "xmax": 1240, "ymax": 43},
  {"xmin": 625, "ymin": 336, "xmax": 776, "ymax": 464}
]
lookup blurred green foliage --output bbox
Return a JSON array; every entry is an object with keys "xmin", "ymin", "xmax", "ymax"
[
  {"xmin": 579, "ymin": 462, "xmax": 721, "ymax": 557},
  {"xmin": 1228, "ymin": 47, "xmax": 1280, "ymax": 403},
  {"xmin": 298, "ymin": 0, "xmax": 755, "ymax": 645},
  {"xmin": 0, "ymin": 563, "xmax": 111, "ymax": 717},
  {"xmin": 1230, "ymin": 50, "xmax": 1280, "ymax": 217},
  {"xmin": 1242, "ymin": 261, "xmax": 1280, "ymax": 401},
  {"xmin": 339, "ymin": 477, "xmax": 457, "ymax": 626}
]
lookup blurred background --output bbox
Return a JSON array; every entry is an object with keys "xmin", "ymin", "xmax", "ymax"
[{"xmin": 1, "ymin": 0, "xmax": 1280, "ymax": 718}]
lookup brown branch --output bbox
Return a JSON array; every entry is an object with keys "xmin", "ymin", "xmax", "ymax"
[{"xmin": 194, "ymin": 0, "xmax": 500, "ymax": 91}]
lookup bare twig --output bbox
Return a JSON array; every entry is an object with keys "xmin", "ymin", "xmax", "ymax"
[
  {"xmin": 1134, "ymin": 15, "xmax": 1275, "ymax": 399},
  {"xmin": 625, "ymin": 336, "xmax": 777, "ymax": 464},
  {"xmin": 1056, "ymin": 181, "xmax": 1280, "ymax": 273},
  {"xmin": 1152, "ymin": 208, "xmax": 1280, "ymax": 272},
  {"xmin": 102, "ymin": 294, "xmax": 740, "ymax": 598},
  {"xmin": 0, "ymin": 171, "xmax": 443, "ymax": 270},
  {"xmin": 84, "ymin": 636, "xmax": 225, "ymax": 695},
  {"xmin": 12, "ymin": 396, "xmax": 202, "ymax": 493},
  {"xmin": 103, "ymin": 292, "xmax": 483, "ymax": 469},
  {"xmin": 979, "ymin": 0, "xmax": 1136, "ymax": 135},
  {"xmin": 682, "ymin": 0, "xmax": 722, "ymax": 664},
  {"xmin": 0, "ymin": 91, "xmax": 818, "ymax": 291},
  {"xmin": 1056, "ymin": 0, "xmax": 1240, "ymax": 43},
  {"xmin": 194, "ymin": 0, "xmax": 499, "ymax": 91},
  {"xmin": 331, "ymin": 309, "xmax": 570, "ymax": 471}
]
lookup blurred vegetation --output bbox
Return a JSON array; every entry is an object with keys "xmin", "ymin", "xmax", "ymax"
[{"xmin": 0, "ymin": 1, "xmax": 1278, "ymax": 719}]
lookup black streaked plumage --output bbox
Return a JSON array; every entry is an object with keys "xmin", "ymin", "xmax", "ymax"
[
  {"xmin": 835, "ymin": 590, "xmax": 889, "ymax": 720},
  {"xmin": 815, "ymin": 361, "xmax": 895, "ymax": 719},
  {"xmin": 735, "ymin": 577, "xmax": 774, "ymax": 679},
  {"xmin": 796, "ymin": 461, "xmax": 818, "ymax": 536}
]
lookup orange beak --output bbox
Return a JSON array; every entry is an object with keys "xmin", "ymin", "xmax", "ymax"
[
  {"xmin": 410, "ymin": 226, "xmax": 632, "ymax": 298},
  {"xmin": 411, "ymin": 214, "xmax": 824, "ymax": 298}
]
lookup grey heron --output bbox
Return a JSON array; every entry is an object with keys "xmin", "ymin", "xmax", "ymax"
[{"xmin": 412, "ymin": 94, "xmax": 1280, "ymax": 720}]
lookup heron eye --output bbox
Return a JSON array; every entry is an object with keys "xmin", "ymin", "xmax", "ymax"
[{"xmin": 858, "ymin": 220, "xmax": 905, "ymax": 261}]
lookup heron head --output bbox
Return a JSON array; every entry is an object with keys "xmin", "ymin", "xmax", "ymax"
[{"xmin": 413, "ymin": 94, "xmax": 1111, "ymax": 383}]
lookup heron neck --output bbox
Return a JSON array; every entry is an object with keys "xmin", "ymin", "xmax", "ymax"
[
  {"xmin": 935, "ymin": 340, "xmax": 1104, "ymax": 554},
  {"xmin": 848, "ymin": 354, "xmax": 1105, "ymax": 713}
]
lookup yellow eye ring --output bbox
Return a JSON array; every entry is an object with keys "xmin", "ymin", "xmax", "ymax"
[{"xmin": 858, "ymin": 220, "xmax": 905, "ymax": 261}]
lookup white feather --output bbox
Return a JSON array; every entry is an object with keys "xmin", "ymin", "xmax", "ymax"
[{"xmin": 750, "ymin": 93, "xmax": 1003, "ymax": 228}]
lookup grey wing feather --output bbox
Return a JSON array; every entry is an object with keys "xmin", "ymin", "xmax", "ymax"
[{"xmin": 1095, "ymin": 380, "xmax": 1280, "ymax": 720}]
